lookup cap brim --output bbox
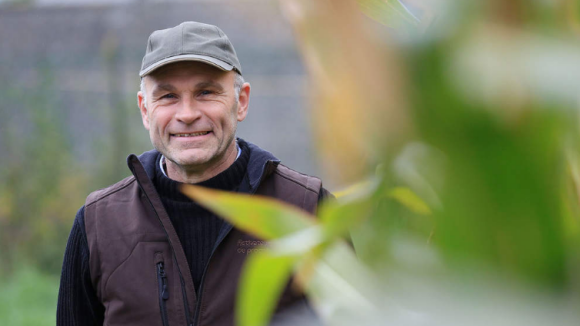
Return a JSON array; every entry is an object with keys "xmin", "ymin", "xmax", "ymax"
[{"xmin": 139, "ymin": 54, "xmax": 234, "ymax": 77}]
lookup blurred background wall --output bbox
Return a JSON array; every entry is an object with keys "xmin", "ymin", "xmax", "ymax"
[
  {"xmin": 0, "ymin": 0, "xmax": 317, "ymax": 179},
  {"xmin": 0, "ymin": 1, "xmax": 316, "ymax": 323}
]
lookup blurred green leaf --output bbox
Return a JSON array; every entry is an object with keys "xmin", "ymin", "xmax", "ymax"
[
  {"xmin": 410, "ymin": 40, "xmax": 571, "ymax": 286},
  {"xmin": 181, "ymin": 185, "xmax": 314, "ymax": 240},
  {"xmin": 333, "ymin": 179, "xmax": 376, "ymax": 199},
  {"xmin": 388, "ymin": 187, "xmax": 432, "ymax": 215},
  {"xmin": 306, "ymin": 241, "xmax": 379, "ymax": 324},
  {"xmin": 392, "ymin": 142, "xmax": 447, "ymax": 211},
  {"xmin": 357, "ymin": 0, "xmax": 419, "ymax": 28},
  {"xmin": 319, "ymin": 179, "xmax": 378, "ymax": 241},
  {"xmin": 268, "ymin": 226, "xmax": 324, "ymax": 256},
  {"xmin": 319, "ymin": 199, "xmax": 373, "ymax": 242},
  {"xmin": 237, "ymin": 250, "xmax": 296, "ymax": 326},
  {"xmin": 563, "ymin": 150, "xmax": 580, "ymax": 241}
]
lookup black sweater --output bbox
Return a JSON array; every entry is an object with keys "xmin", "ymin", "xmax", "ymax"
[
  {"xmin": 57, "ymin": 143, "xmax": 250, "ymax": 326},
  {"xmin": 154, "ymin": 143, "xmax": 249, "ymax": 290}
]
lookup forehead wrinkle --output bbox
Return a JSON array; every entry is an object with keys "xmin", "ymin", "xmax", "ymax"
[
  {"xmin": 196, "ymin": 80, "xmax": 225, "ymax": 91},
  {"xmin": 152, "ymin": 79, "xmax": 226, "ymax": 95},
  {"xmin": 150, "ymin": 83, "xmax": 177, "ymax": 97},
  {"xmin": 147, "ymin": 67, "xmax": 233, "ymax": 98}
]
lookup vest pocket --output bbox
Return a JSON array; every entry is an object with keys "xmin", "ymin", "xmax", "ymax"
[{"xmin": 155, "ymin": 253, "xmax": 170, "ymax": 326}]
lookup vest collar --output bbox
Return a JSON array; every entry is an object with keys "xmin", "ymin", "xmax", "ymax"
[{"xmin": 126, "ymin": 138, "xmax": 281, "ymax": 193}]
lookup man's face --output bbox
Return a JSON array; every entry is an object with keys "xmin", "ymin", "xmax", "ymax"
[{"xmin": 138, "ymin": 61, "xmax": 249, "ymax": 176}]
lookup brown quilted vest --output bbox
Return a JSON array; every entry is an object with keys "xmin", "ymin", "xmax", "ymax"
[{"xmin": 84, "ymin": 153, "xmax": 322, "ymax": 326}]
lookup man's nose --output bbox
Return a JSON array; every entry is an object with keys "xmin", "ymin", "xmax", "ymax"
[{"xmin": 175, "ymin": 97, "xmax": 201, "ymax": 124}]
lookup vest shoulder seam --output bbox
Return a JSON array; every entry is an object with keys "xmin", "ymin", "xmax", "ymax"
[
  {"xmin": 274, "ymin": 164, "xmax": 321, "ymax": 194},
  {"xmin": 86, "ymin": 176, "xmax": 137, "ymax": 207}
]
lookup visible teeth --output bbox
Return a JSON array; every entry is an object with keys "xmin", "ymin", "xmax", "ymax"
[{"xmin": 174, "ymin": 132, "xmax": 209, "ymax": 137}]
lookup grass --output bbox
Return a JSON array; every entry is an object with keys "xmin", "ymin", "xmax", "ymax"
[{"xmin": 0, "ymin": 265, "xmax": 59, "ymax": 326}]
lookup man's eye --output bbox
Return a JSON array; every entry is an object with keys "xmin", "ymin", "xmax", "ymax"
[
  {"xmin": 200, "ymin": 90, "xmax": 213, "ymax": 96},
  {"xmin": 161, "ymin": 94, "xmax": 177, "ymax": 99}
]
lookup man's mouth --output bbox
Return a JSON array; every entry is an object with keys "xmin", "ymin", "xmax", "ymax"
[{"xmin": 172, "ymin": 131, "xmax": 211, "ymax": 137}]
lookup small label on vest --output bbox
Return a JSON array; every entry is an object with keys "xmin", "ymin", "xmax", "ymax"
[{"xmin": 237, "ymin": 239, "xmax": 266, "ymax": 255}]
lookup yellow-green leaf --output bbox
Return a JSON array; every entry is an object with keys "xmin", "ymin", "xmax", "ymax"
[
  {"xmin": 333, "ymin": 179, "xmax": 374, "ymax": 199},
  {"xmin": 268, "ymin": 226, "xmax": 324, "ymax": 256},
  {"xmin": 388, "ymin": 187, "xmax": 432, "ymax": 215},
  {"xmin": 320, "ymin": 178, "xmax": 378, "ymax": 240},
  {"xmin": 319, "ymin": 199, "xmax": 372, "ymax": 241},
  {"xmin": 237, "ymin": 250, "xmax": 296, "ymax": 326},
  {"xmin": 181, "ymin": 185, "xmax": 315, "ymax": 240}
]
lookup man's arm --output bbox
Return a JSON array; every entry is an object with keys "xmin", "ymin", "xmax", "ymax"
[
  {"xmin": 317, "ymin": 186, "xmax": 356, "ymax": 247},
  {"xmin": 317, "ymin": 187, "xmax": 334, "ymax": 204},
  {"xmin": 57, "ymin": 206, "xmax": 105, "ymax": 326}
]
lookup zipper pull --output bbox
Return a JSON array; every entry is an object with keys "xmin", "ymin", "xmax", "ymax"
[
  {"xmin": 161, "ymin": 279, "xmax": 169, "ymax": 300},
  {"xmin": 158, "ymin": 262, "xmax": 169, "ymax": 300}
]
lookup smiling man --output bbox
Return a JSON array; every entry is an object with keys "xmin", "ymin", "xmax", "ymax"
[
  {"xmin": 140, "ymin": 61, "xmax": 247, "ymax": 183},
  {"xmin": 57, "ymin": 22, "xmax": 330, "ymax": 326}
]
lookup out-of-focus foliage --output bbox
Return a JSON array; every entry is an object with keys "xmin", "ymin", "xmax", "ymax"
[
  {"xmin": 0, "ymin": 67, "xmax": 85, "ymax": 275},
  {"xmin": 0, "ymin": 61, "xmax": 135, "ymax": 277},
  {"xmin": 0, "ymin": 8, "xmax": 145, "ymax": 321},
  {"xmin": 0, "ymin": 265, "xmax": 59, "ymax": 326},
  {"xmin": 184, "ymin": 0, "xmax": 580, "ymax": 325},
  {"xmin": 357, "ymin": 0, "xmax": 420, "ymax": 29},
  {"xmin": 280, "ymin": 0, "xmax": 411, "ymax": 185}
]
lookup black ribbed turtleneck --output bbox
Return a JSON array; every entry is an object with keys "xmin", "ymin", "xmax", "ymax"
[{"xmin": 153, "ymin": 141, "xmax": 250, "ymax": 292}]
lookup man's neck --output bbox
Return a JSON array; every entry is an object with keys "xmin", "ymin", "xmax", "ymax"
[{"xmin": 164, "ymin": 142, "xmax": 240, "ymax": 184}]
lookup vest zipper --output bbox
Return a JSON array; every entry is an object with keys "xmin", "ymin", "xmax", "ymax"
[
  {"xmin": 157, "ymin": 262, "xmax": 170, "ymax": 326},
  {"xmin": 179, "ymin": 272, "xmax": 194, "ymax": 326},
  {"xmin": 192, "ymin": 241, "xmax": 221, "ymax": 326},
  {"xmin": 130, "ymin": 156, "xmax": 278, "ymax": 326},
  {"xmin": 192, "ymin": 160, "xmax": 277, "ymax": 326},
  {"xmin": 128, "ymin": 156, "xmax": 196, "ymax": 326}
]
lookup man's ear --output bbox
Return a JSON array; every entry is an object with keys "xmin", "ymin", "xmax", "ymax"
[
  {"xmin": 237, "ymin": 82, "xmax": 251, "ymax": 122},
  {"xmin": 137, "ymin": 91, "xmax": 150, "ymax": 130}
]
